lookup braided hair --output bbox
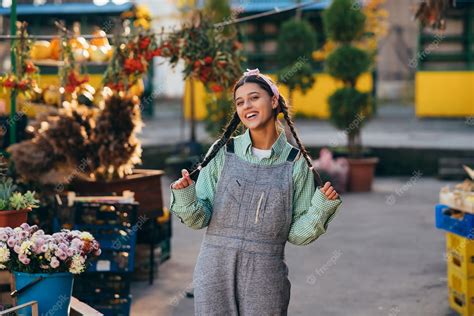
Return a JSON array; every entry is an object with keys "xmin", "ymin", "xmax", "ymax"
[{"xmin": 188, "ymin": 73, "xmax": 323, "ymax": 188}]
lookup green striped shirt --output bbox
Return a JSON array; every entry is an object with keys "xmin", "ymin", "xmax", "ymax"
[{"xmin": 169, "ymin": 127, "xmax": 342, "ymax": 245}]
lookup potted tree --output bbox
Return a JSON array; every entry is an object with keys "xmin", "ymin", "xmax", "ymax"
[
  {"xmin": 0, "ymin": 224, "xmax": 101, "ymax": 316},
  {"xmin": 323, "ymin": 0, "xmax": 378, "ymax": 192}
]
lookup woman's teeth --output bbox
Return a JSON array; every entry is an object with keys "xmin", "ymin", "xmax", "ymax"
[{"xmin": 246, "ymin": 112, "xmax": 258, "ymax": 119}]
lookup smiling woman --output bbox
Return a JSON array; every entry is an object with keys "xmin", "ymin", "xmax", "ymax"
[{"xmin": 169, "ymin": 68, "xmax": 342, "ymax": 316}]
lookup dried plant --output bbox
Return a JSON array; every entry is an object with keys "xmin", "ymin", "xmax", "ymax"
[
  {"xmin": 8, "ymin": 92, "xmax": 142, "ymax": 183},
  {"xmin": 91, "ymin": 92, "xmax": 143, "ymax": 181}
]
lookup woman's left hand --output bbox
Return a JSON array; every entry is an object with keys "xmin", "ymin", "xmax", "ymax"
[{"xmin": 320, "ymin": 181, "xmax": 339, "ymax": 200}]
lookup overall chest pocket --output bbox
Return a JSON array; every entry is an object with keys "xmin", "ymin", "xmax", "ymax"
[
  {"xmin": 212, "ymin": 178, "xmax": 245, "ymax": 228},
  {"xmin": 251, "ymin": 184, "xmax": 289, "ymax": 237}
]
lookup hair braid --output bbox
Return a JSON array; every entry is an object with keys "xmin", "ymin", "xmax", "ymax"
[
  {"xmin": 188, "ymin": 111, "xmax": 241, "ymax": 181},
  {"xmin": 278, "ymin": 96, "xmax": 323, "ymax": 187}
]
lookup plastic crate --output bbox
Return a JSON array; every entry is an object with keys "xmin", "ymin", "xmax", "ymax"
[
  {"xmin": 448, "ymin": 265, "xmax": 474, "ymax": 316},
  {"xmin": 436, "ymin": 204, "xmax": 474, "ymax": 239},
  {"xmin": 73, "ymin": 202, "xmax": 138, "ymax": 227},
  {"xmin": 446, "ymin": 233, "xmax": 474, "ymax": 278},
  {"xmin": 88, "ymin": 249, "xmax": 135, "ymax": 273},
  {"xmin": 73, "ymin": 224, "xmax": 137, "ymax": 251},
  {"xmin": 79, "ymin": 295, "xmax": 131, "ymax": 316},
  {"xmin": 73, "ymin": 272, "xmax": 131, "ymax": 298}
]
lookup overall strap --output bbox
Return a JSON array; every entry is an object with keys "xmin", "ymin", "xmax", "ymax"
[
  {"xmin": 226, "ymin": 138, "xmax": 235, "ymax": 153},
  {"xmin": 286, "ymin": 146, "xmax": 300, "ymax": 162}
]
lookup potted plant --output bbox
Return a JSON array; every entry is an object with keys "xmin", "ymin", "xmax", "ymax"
[
  {"xmin": 323, "ymin": 0, "xmax": 379, "ymax": 192},
  {"xmin": 0, "ymin": 223, "xmax": 101, "ymax": 316},
  {"xmin": 0, "ymin": 175, "xmax": 39, "ymax": 228}
]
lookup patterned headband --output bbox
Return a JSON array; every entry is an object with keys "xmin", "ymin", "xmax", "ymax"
[{"xmin": 243, "ymin": 68, "xmax": 280, "ymax": 100}]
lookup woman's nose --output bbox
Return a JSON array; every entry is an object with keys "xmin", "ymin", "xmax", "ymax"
[{"xmin": 243, "ymin": 99, "xmax": 252, "ymax": 109}]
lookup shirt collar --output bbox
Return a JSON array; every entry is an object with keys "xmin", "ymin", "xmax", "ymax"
[{"xmin": 242, "ymin": 127, "xmax": 288, "ymax": 158}]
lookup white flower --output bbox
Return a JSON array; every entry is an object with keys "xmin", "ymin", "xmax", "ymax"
[
  {"xmin": 20, "ymin": 241, "xmax": 34, "ymax": 255},
  {"xmin": 69, "ymin": 254, "xmax": 86, "ymax": 274},
  {"xmin": 79, "ymin": 232, "xmax": 94, "ymax": 241},
  {"xmin": 0, "ymin": 245, "xmax": 10, "ymax": 263}
]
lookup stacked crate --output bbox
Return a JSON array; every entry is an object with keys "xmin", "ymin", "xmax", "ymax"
[
  {"xmin": 56, "ymin": 199, "xmax": 138, "ymax": 316},
  {"xmin": 436, "ymin": 203, "xmax": 474, "ymax": 315}
]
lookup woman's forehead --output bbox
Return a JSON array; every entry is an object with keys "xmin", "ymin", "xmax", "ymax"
[{"xmin": 234, "ymin": 82, "xmax": 265, "ymax": 99}]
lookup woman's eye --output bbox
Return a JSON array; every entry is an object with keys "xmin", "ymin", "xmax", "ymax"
[{"xmin": 252, "ymin": 97, "xmax": 258, "ymax": 101}]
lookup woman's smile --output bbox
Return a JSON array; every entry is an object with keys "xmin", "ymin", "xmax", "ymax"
[{"xmin": 235, "ymin": 82, "xmax": 275, "ymax": 129}]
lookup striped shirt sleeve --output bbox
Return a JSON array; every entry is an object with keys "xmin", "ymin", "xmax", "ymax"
[{"xmin": 288, "ymin": 157, "xmax": 343, "ymax": 245}]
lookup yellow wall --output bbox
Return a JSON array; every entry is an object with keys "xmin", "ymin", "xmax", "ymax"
[
  {"xmin": 184, "ymin": 73, "xmax": 373, "ymax": 120},
  {"xmin": 415, "ymin": 71, "xmax": 474, "ymax": 117}
]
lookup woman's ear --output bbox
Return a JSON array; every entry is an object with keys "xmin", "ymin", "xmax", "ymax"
[{"xmin": 272, "ymin": 95, "xmax": 279, "ymax": 110}]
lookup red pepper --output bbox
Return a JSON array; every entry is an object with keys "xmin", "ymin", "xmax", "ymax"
[
  {"xmin": 152, "ymin": 48, "xmax": 162, "ymax": 57},
  {"xmin": 3, "ymin": 77, "xmax": 16, "ymax": 88},
  {"xmin": 139, "ymin": 37, "xmax": 151, "ymax": 50},
  {"xmin": 211, "ymin": 84, "xmax": 224, "ymax": 93},
  {"xmin": 25, "ymin": 62, "xmax": 37, "ymax": 74},
  {"xmin": 17, "ymin": 80, "xmax": 28, "ymax": 90}
]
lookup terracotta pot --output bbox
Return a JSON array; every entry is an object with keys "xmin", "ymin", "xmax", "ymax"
[
  {"xmin": 0, "ymin": 208, "xmax": 31, "ymax": 228},
  {"xmin": 347, "ymin": 157, "xmax": 379, "ymax": 192},
  {"xmin": 70, "ymin": 169, "xmax": 165, "ymax": 218}
]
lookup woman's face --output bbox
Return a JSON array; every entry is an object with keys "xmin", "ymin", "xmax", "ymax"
[{"xmin": 234, "ymin": 82, "xmax": 278, "ymax": 130}]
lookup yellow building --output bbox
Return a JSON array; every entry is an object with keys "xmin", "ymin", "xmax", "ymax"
[
  {"xmin": 185, "ymin": 0, "xmax": 373, "ymax": 120},
  {"xmin": 415, "ymin": 2, "xmax": 474, "ymax": 117}
]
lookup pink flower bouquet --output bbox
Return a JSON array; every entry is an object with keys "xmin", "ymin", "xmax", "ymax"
[{"xmin": 0, "ymin": 223, "xmax": 101, "ymax": 274}]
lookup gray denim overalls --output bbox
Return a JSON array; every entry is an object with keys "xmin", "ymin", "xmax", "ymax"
[{"xmin": 193, "ymin": 137, "xmax": 300, "ymax": 316}]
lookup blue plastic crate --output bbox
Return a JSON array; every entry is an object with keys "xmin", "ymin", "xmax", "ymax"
[
  {"xmin": 87, "ymin": 248, "xmax": 135, "ymax": 273},
  {"xmin": 73, "ymin": 224, "xmax": 137, "ymax": 251},
  {"xmin": 73, "ymin": 272, "xmax": 131, "ymax": 298},
  {"xmin": 73, "ymin": 202, "xmax": 138, "ymax": 227},
  {"xmin": 435, "ymin": 204, "xmax": 474, "ymax": 239},
  {"xmin": 79, "ymin": 295, "xmax": 131, "ymax": 316}
]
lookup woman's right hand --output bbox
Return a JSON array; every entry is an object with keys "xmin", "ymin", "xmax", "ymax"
[{"xmin": 171, "ymin": 169, "xmax": 193, "ymax": 189}]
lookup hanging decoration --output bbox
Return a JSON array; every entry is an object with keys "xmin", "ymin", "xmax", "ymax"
[
  {"xmin": 103, "ymin": 26, "xmax": 160, "ymax": 93},
  {"xmin": 0, "ymin": 22, "xmax": 39, "ymax": 96},
  {"xmin": 414, "ymin": 0, "xmax": 456, "ymax": 30},
  {"xmin": 163, "ymin": 12, "xmax": 244, "ymax": 91}
]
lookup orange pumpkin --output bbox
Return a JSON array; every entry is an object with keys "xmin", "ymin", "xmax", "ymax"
[
  {"xmin": 30, "ymin": 41, "xmax": 51, "ymax": 60},
  {"xmin": 50, "ymin": 37, "xmax": 61, "ymax": 60},
  {"xmin": 90, "ymin": 30, "xmax": 109, "ymax": 47}
]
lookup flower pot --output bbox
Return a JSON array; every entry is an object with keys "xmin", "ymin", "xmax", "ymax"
[
  {"xmin": 13, "ymin": 271, "xmax": 73, "ymax": 316},
  {"xmin": 71, "ymin": 169, "xmax": 164, "ymax": 218},
  {"xmin": 0, "ymin": 208, "xmax": 31, "ymax": 228},
  {"xmin": 347, "ymin": 157, "xmax": 379, "ymax": 192}
]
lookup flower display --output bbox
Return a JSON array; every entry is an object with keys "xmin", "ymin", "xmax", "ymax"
[{"xmin": 0, "ymin": 223, "xmax": 100, "ymax": 274}]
